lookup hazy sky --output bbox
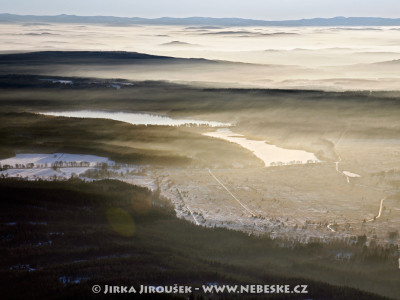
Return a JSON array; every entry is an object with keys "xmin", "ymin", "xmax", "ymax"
[{"xmin": 1, "ymin": 0, "xmax": 399, "ymax": 20}]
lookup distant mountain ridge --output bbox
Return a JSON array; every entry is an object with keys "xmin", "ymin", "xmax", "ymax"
[
  {"xmin": 0, "ymin": 51, "xmax": 173, "ymax": 61},
  {"xmin": 0, "ymin": 51, "xmax": 217, "ymax": 65},
  {"xmin": 1, "ymin": 13, "xmax": 400, "ymax": 26}
]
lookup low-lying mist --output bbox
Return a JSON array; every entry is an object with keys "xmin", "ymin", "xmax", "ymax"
[{"xmin": 1, "ymin": 23, "xmax": 400, "ymax": 90}]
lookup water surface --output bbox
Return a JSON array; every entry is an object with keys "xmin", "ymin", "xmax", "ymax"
[
  {"xmin": 40, "ymin": 111, "xmax": 231, "ymax": 127},
  {"xmin": 204, "ymin": 128, "xmax": 319, "ymax": 167}
]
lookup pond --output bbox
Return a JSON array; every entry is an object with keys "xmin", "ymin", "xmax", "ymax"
[
  {"xmin": 204, "ymin": 128, "xmax": 319, "ymax": 167},
  {"xmin": 40, "ymin": 111, "xmax": 231, "ymax": 127}
]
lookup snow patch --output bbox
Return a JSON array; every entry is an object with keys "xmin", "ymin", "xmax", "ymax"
[{"xmin": 342, "ymin": 171, "xmax": 361, "ymax": 178}]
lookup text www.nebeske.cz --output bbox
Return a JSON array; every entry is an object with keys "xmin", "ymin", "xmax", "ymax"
[{"xmin": 94, "ymin": 284, "xmax": 309, "ymax": 294}]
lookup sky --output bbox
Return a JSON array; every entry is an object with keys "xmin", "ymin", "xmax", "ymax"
[{"xmin": 1, "ymin": 0, "xmax": 399, "ymax": 20}]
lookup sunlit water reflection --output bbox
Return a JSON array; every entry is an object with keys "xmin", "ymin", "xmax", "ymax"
[
  {"xmin": 40, "ymin": 110, "xmax": 231, "ymax": 127},
  {"xmin": 204, "ymin": 128, "xmax": 319, "ymax": 167}
]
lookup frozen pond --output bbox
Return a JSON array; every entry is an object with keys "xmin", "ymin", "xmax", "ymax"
[
  {"xmin": 0, "ymin": 153, "xmax": 111, "ymax": 167},
  {"xmin": 40, "ymin": 111, "xmax": 231, "ymax": 127},
  {"xmin": 0, "ymin": 153, "xmax": 113, "ymax": 180},
  {"xmin": 204, "ymin": 128, "xmax": 319, "ymax": 167}
]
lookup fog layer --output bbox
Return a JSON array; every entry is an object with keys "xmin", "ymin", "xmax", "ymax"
[{"xmin": 1, "ymin": 23, "xmax": 400, "ymax": 90}]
